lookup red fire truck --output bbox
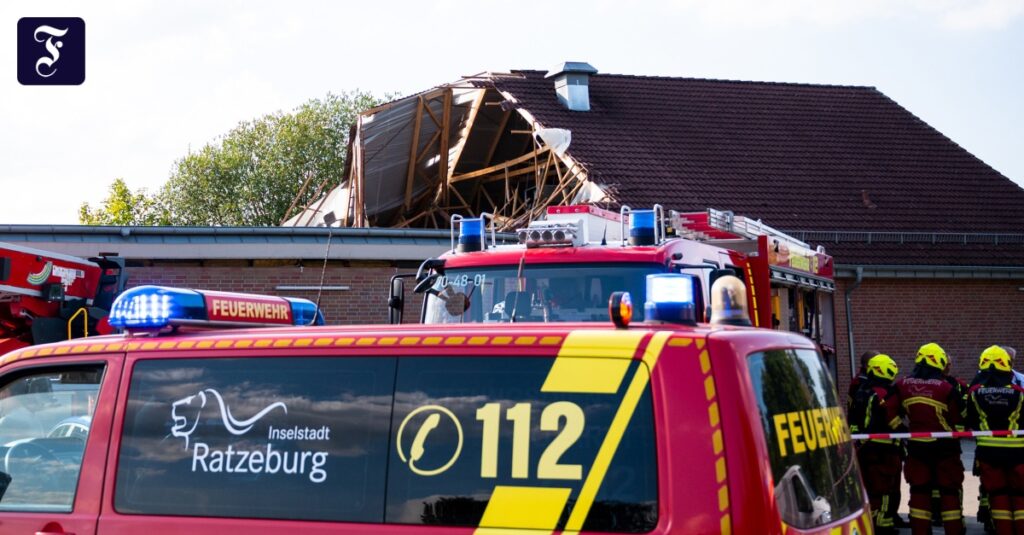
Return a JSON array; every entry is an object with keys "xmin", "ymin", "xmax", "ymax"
[
  {"xmin": 0, "ymin": 242, "xmax": 126, "ymax": 355},
  {"xmin": 390, "ymin": 205, "xmax": 838, "ymax": 373}
]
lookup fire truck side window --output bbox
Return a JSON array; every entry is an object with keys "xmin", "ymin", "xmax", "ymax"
[
  {"xmin": 0, "ymin": 366, "xmax": 103, "ymax": 512},
  {"xmin": 386, "ymin": 356, "xmax": 658, "ymax": 532},
  {"xmin": 115, "ymin": 357, "xmax": 395, "ymax": 522},
  {"xmin": 747, "ymin": 349, "xmax": 864, "ymax": 529}
]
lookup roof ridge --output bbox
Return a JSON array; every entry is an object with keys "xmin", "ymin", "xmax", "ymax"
[
  {"xmin": 872, "ymin": 90, "xmax": 1022, "ymax": 187},
  {"xmin": 508, "ymin": 69, "xmax": 875, "ymax": 90}
]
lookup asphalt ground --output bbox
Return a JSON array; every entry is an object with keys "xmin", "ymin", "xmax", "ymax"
[{"xmin": 894, "ymin": 440, "xmax": 986, "ymax": 534}]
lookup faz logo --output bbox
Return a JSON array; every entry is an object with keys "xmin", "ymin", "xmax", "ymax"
[
  {"xmin": 171, "ymin": 389, "xmax": 287, "ymax": 448},
  {"xmin": 17, "ymin": 17, "xmax": 85, "ymax": 85}
]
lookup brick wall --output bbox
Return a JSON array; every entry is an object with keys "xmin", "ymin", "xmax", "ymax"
[
  {"xmin": 833, "ymin": 278, "xmax": 1024, "ymax": 395},
  {"xmin": 126, "ymin": 263, "xmax": 424, "ymax": 325}
]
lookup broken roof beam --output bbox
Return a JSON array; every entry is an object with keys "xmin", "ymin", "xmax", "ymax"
[
  {"xmin": 438, "ymin": 89, "xmax": 452, "ymax": 205},
  {"xmin": 450, "ymin": 146, "xmax": 550, "ymax": 184},
  {"xmin": 403, "ymin": 97, "xmax": 425, "ymax": 210},
  {"xmin": 446, "ymin": 89, "xmax": 486, "ymax": 184}
]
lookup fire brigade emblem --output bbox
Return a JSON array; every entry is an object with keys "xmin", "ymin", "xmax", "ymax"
[
  {"xmin": 26, "ymin": 262, "xmax": 53, "ymax": 285},
  {"xmin": 27, "ymin": 261, "xmax": 85, "ymax": 289}
]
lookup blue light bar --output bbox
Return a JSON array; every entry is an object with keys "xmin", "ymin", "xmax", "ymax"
[
  {"xmin": 629, "ymin": 209, "xmax": 656, "ymax": 246},
  {"xmin": 109, "ymin": 285, "xmax": 326, "ymax": 331},
  {"xmin": 644, "ymin": 274, "xmax": 696, "ymax": 324},
  {"xmin": 286, "ymin": 297, "xmax": 325, "ymax": 326},
  {"xmin": 109, "ymin": 286, "xmax": 206, "ymax": 329}
]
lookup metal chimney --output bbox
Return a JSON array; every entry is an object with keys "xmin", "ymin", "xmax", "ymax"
[{"xmin": 545, "ymin": 62, "xmax": 598, "ymax": 112}]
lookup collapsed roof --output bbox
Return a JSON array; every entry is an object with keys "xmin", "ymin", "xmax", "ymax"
[{"xmin": 289, "ymin": 64, "xmax": 1024, "ymax": 265}]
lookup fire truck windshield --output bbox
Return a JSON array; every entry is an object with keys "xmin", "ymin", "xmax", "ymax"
[{"xmin": 423, "ymin": 263, "xmax": 662, "ymax": 324}]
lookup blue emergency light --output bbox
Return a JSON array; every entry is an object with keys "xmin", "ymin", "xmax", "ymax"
[
  {"xmin": 628, "ymin": 209, "xmax": 656, "ymax": 246},
  {"xmin": 644, "ymin": 274, "xmax": 696, "ymax": 324},
  {"xmin": 109, "ymin": 285, "xmax": 325, "ymax": 330},
  {"xmin": 286, "ymin": 297, "xmax": 324, "ymax": 326},
  {"xmin": 457, "ymin": 217, "xmax": 484, "ymax": 253}
]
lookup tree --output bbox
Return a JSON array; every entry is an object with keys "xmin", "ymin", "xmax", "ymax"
[
  {"xmin": 78, "ymin": 178, "xmax": 168, "ymax": 225},
  {"xmin": 162, "ymin": 91, "xmax": 385, "ymax": 226},
  {"xmin": 80, "ymin": 90, "xmax": 388, "ymax": 226}
]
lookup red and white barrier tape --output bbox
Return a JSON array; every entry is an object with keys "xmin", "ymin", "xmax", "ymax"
[{"xmin": 852, "ymin": 430, "xmax": 1024, "ymax": 440}]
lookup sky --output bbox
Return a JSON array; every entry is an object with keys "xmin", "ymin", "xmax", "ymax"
[{"xmin": 1, "ymin": 0, "xmax": 1022, "ymax": 225}]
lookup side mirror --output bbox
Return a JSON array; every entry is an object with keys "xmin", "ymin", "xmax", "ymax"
[{"xmin": 388, "ymin": 277, "xmax": 405, "ymax": 325}]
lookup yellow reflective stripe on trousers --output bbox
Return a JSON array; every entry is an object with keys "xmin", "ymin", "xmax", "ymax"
[
  {"xmin": 977, "ymin": 436, "xmax": 1024, "ymax": 448},
  {"xmin": 910, "ymin": 507, "xmax": 932, "ymax": 520},
  {"xmin": 875, "ymin": 495, "xmax": 893, "ymax": 527},
  {"xmin": 941, "ymin": 510, "xmax": 962, "ymax": 521},
  {"xmin": 991, "ymin": 509, "xmax": 1013, "ymax": 521}
]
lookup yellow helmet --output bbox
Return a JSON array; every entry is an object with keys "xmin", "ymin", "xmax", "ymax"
[
  {"xmin": 979, "ymin": 345, "xmax": 1013, "ymax": 372},
  {"xmin": 866, "ymin": 354, "xmax": 898, "ymax": 381},
  {"xmin": 916, "ymin": 342, "xmax": 948, "ymax": 371}
]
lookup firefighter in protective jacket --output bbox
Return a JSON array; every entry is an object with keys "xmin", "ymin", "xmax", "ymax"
[
  {"xmin": 848, "ymin": 354, "xmax": 903, "ymax": 534},
  {"xmin": 966, "ymin": 345, "xmax": 1024, "ymax": 535},
  {"xmin": 895, "ymin": 342, "xmax": 966, "ymax": 535}
]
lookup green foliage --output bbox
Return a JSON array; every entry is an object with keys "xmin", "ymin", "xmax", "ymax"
[
  {"xmin": 78, "ymin": 178, "xmax": 168, "ymax": 225},
  {"xmin": 80, "ymin": 91, "xmax": 388, "ymax": 226}
]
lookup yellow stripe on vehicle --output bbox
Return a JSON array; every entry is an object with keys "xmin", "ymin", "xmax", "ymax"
[
  {"xmin": 556, "ymin": 330, "xmax": 647, "ymax": 359},
  {"xmin": 541, "ymin": 357, "xmax": 632, "ymax": 394},
  {"xmin": 475, "ymin": 485, "xmax": 571, "ymax": 533},
  {"xmin": 562, "ymin": 331, "xmax": 671, "ymax": 534},
  {"xmin": 862, "ymin": 510, "xmax": 875, "ymax": 534}
]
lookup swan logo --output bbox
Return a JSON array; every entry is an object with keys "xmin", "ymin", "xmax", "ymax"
[
  {"xmin": 17, "ymin": 18, "xmax": 85, "ymax": 85},
  {"xmin": 171, "ymin": 388, "xmax": 287, "ymax": 448},
  {"xmin": 169, "ymin": 388, "xmax": 330, "ymax": 483}
]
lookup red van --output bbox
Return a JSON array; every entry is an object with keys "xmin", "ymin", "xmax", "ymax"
[{"xmin": 0, "ymin": 282, "xmax": 870, "ymax": 534}]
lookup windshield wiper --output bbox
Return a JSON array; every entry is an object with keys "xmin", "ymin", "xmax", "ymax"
[{"xmin": 510, "ymin": 255, "xmax": 526, "ymax": 323}]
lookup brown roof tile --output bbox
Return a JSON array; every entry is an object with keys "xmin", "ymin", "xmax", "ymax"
[{"xmin": 486, "ymin": 71, "xmax": 1024, "ymax": 266}]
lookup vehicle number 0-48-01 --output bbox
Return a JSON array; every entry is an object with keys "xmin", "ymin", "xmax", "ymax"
[
  {"xmin": 437, "ymin": 274, "xmax": 487, "ymax": 288},
  {"xmin": 475, "ymin": 401, "xmax": 584, "ymax": 480}
]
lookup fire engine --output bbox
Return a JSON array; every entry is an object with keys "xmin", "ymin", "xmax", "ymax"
[
  {"xmin": 389, "ymin": 205, "xmax": 838, "ymax": 372},
  {"xmin": 0, "ymin": 242, "xmax": 127, "ymax": 355}
]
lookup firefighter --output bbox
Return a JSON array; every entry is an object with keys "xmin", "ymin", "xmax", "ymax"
[
  {"xmin": 966, "ymin": 345, "xmax": 1024, "ymax": 535},
  {"xmin": 848, "ymin": 354, "xmax": 903, "ymax": 534},
  {"xmin": 895, "ymin": 342, "xmax": 966, "ymax": 535},
  {"xmin": 847, "ymin": 350, "xmax": 881, "ymax": 408}
]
